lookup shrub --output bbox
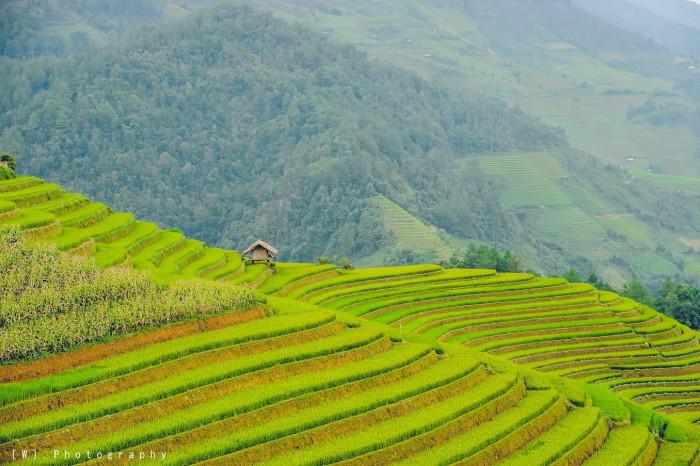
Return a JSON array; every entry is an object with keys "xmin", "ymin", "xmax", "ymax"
[{"xmin": 0, "ymin": 152, "xmax": 16, "ymax": 170}]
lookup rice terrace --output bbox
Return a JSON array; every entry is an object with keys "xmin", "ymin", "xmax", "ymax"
[
  {"xmin": 3, "ymin": 173, "xmax": 700, "ymax": 465},
  {"xmin": 4, "ymin": 0, "xmax": 700, "ymax": 464}
]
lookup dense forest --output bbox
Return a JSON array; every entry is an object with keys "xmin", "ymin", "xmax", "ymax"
[
  {"xmin": 3, "ymin": 0, "xmax": 700, "ymax": 280},
  {"xmin": 0, "ymin": 4, "xmax": 566, "ymax": 262}
]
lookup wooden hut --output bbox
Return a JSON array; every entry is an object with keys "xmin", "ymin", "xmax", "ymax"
[{"xmin": 243, "ymin": 240, "xmax": 278, "ymax": 263}]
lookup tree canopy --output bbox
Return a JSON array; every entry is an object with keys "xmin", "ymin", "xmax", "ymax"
[{"xmin": 0, "ymin": 5, "xmax": 563, "ymax": 262}]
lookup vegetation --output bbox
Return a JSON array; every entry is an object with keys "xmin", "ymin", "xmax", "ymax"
[
  {"xmin": 280, "ymin": 259, "xmax": 700, "ymax": 436},
  {"xmin": 0, "ymin": 153, "xmax": 16, "ymax": 180},
  {"xmin": 5, "ymin": 1, "xmax": 700, "ymax": 284},
  {"xmin": 655, "ymin": 280, "xmax": 700, "ymax": 330},
  {"xmin": 0, "ymin": 4, "xmax": 564, "ymax": 267},
  {"xmin": 2, "ymin": 177, "xmax": 700, "ymax": 462},
  {"xmin": 0, "ymin": 227, "xmax": 255, "ymax": 361},
  {"xmin": 3, "ymin": 247, "xmax": 699, "ymax": 463},
  {"xmin": 5, "ymin": 0, "xmax": 700, "ymax": 462},
  {"xmin": 444, "ymin": 245, "xmax": 525, "ymax": 273}
]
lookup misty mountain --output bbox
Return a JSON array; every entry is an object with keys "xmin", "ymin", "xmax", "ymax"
[{"xmin": 572, "ymin": 0, "xmax": 700, "ymax": 57}]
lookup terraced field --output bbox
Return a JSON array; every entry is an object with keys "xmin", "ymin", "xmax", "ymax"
[
  {"xmin": 0, "ymin": 300, "xmax": 616, "ymax": 465},
  {"xmin": 375, "ymin": 196, "xmax": 453, "ymax": 262},
  {"xmin": 3, "ymin": 291, "xmax": 691, "ymax": 465},
  {"xmin": 0, "ymin": 177, "xmax": 246, "ymax": 284},
  {"xmin": 5, "ymin": 175, "xmax": 700, "ymax": 463},
  {"xmin": 277, "ymin": 265, "xmax": 700, "ymax": 430},
  {"xmin": 473, "ymin": 152, "xmax": 570, "ymax": 208}
]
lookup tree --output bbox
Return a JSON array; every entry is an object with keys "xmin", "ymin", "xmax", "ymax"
[
  {"xmin": 656, "ymin": 279, "xmax": 700, "ymax": 329},
  {"xmin": 563, "ymin": 268, "xmax": 582, "ymax": 283},
  {"xmin": 621, "ymin": 280, "xmax": 654, "ymax": 307},
  {"xmin": 445, "ymin": 245, "xmax": 524, "ymax": 273},
  {"xmin": 587, "ymin": 274, "xmax": 615, "ymax": 292},
  {"xmin": 0, "ymin": 153, "xmax": 16, "ymax": 171},
  {"xmin": 0, "ymin": 5, "xmax": 565, "ymax": 266}
]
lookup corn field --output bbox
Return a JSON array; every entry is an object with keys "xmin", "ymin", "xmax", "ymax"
[{"xmin": 0, "ymin": 228, "xmax": 257, "ymax": 361}]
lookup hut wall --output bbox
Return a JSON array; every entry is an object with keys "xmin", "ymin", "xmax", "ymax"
[{"xmin": 251, "ymin": 247, "xmax": 269, "ymax": 262}]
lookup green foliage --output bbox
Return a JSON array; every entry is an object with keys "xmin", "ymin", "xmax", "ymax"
[
  {"xmin": 445, "ymin": 245, "xmax": 525, "ymax": 273},
  {"xmin": 584, "ymin": 384, "xmax": 630, "ymax": 423},
  {"xmin": 656, "ymin": 279, "xmax": 700, "ymax": 330},
  {"xmin": 586, "ymin": 274, "xmax": 615, "ymax": 292},
  {"xmin": 0, "ymin": 228, "xmax": 256, "ymax": 361},
  {"xmin": 561, "ymin": 268, "xmax": 616, "ymax": 291},
  {"xmin": 563, "ymin": 268, "xmax": 583, "ymax": 283},
  {"xmin": 0, "ymin": 167, "xmax": 13, "ymax": 181},
  {"xmin": 620, "ymin": 280, "xmax": 655, "ymax": 306},
  {"xmin": 0, "ymin": 4, "xmax": 563, "ymax": 265},
  {"xmin": 0, "ymin": 152, "xmax": 16, "ymax": 171},
  {"xmin": 384, "ymin": 248, "xmax": 437, "ymax": 266}
]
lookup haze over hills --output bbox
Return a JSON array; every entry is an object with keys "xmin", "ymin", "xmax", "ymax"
[
  {"xmin": 573, "ymin": 0, "xmax": 700, "ymax": 58},
  {"xmin": 3, "ymin": 0, "xmax": 700, "ymax": 287}
]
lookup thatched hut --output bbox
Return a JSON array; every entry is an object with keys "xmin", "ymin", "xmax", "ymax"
[{"xmin": 243, "ymin": 240, "xmax": 278, "ymax": 263}]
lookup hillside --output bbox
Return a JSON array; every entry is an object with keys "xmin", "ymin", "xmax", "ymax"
[
  {"xmin": 572, "ymin": 0, "xmax": 700, "ymax": 58},
  {"xmin": 0, "ymin": 4, "xmax": 568, "ymax": 267},
  {"xmin": 246, "ymin": 0, "xmax": 700, "ymax": 284},
  {"xmin": 4, "ymin": 2, "xmax": 700, "ymax": 285},
  {"xmin": 4, "ymin": 174, "xmax": 700, "ymax": 464}
]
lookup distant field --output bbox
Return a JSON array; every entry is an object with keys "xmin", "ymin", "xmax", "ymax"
[
  {"xmin": 632, "ymin": 170, "xmax": 700, "ymax": 194},
  {"xmin": 375, "ymin": 196, "xmax": 453, "ymax": 261},
  {"xmin": 472, "ymin": 152, "xmax": 569, "ymax": 208},
  {"xmin": 263, "ymin": 0, "xmax": 700, "ymax": 176},
  {"xmin": 465, "ymin": 152, "xmax": 608, "ymax": 252},
  {"xmin": 523, "ymin": 205, "xmax": 608, "ymax": 253},
  {"xmin": 596, "ymin": 214, "xmax": 654, "ymax": 248}
]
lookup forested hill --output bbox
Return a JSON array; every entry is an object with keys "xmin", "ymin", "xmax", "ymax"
[
  {"xmin": 0, "ymin": 5, "xmax": 564, "ymax": 261},
  {"xmin": 4, "ymin": 2, "xmax": 700, "ymax": 282}
]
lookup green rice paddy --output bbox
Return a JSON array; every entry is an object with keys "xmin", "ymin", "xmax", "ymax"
[{"xmin": 3, "ymin": 175, "xmax": 700, "ymax": 464}]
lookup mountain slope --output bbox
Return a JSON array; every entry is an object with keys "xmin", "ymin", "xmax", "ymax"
[
  {"xmin": 241, "ymin": 0, "xmax": 700, "ymax": 283},
  {"xmin": 4, "ymin": 174, "xmax": 700, "ymax": 463},
  {"xmin": 572, "ymin": 0, "xmax": 700, "ymax": 58},
  {"xmin": 0, "ymin": 4, "xmax": 570, "ymax": 265},
  {"xmin": 4, "ymin": 1, "xmax": 700, "ymax": 284}
]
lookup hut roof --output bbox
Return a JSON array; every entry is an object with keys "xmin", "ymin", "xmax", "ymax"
[{"xmin": 243, "ymin": 239, "xmax": 279, "ymax": 256}]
